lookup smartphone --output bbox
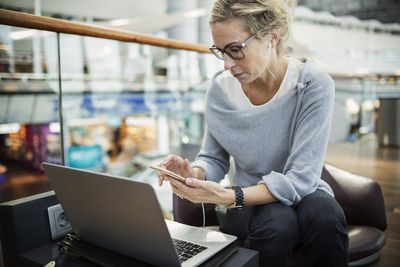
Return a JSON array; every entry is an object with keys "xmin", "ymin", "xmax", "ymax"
[{"xmin": 149, "ymin": 165, "xmax": 186, "ymax": 182}]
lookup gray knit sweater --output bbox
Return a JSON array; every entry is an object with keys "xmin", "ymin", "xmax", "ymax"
[{"xmin": 192, "ymin": 59, "xmax": 334, "ymax": 206}]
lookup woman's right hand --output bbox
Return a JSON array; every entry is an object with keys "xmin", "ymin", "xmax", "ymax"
[{"xmin": 157, "ymin": 154, "xmax": 195, "ymax": 186}]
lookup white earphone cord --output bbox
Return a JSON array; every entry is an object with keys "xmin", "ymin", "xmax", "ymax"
[{"xmin": 201, "ymin": 203, "xmax": 206, "ymax": 228}]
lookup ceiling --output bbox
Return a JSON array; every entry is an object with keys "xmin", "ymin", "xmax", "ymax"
[
  {"xmin": 0, "ymin": 0, "xmax": 213, "ymax": 38},
  {"xmin": 2, "ymin": 0, "xmax": 400, "ymax": 25},
  {"xmin": 0, "ymin": 0, "xmax": 167, "ymax": 20},
  {"xmin": 298, "ymin": 0, "xmax": 400, "ymax": 24},
  {"xmin": 1, "ymin": 0, "xmax": 399, "ymax": 39}
]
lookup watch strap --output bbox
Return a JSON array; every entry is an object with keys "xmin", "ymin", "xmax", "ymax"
[{"xmin": 228, "ymin": 186, "xmax": 244, "ymax": 209}]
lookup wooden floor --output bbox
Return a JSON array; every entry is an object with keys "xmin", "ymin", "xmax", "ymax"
[
  {"xmin": 325, "ymin": 134, "xmax": 400, "ymax": 267},
  {"xmin": 0, "ymin": 133, "xmax": 399, "ymax": 266}
]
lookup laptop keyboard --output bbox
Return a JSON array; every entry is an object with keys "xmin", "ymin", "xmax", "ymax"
[{"xmin": 172, "ymin": 238, "xmax": 208, "ymax": 263}]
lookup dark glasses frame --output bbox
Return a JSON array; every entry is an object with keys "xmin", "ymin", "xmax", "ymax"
[{"xmin": 209, "ymin": 34, "xmax": 257, "ymax": 60}]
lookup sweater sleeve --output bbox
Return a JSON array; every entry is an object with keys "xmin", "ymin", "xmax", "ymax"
[
  {"xmin": 191, "ymin": 126, "xmax": 230, "ymax": 183},
  {"xmin": 259, "ymin": 76, "xmax": 335, "ymax": 206}
]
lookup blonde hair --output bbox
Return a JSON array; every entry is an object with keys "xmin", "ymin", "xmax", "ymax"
[{"xmin": 209, "ymin": 0, "xmax": 297, "ymax": 55}]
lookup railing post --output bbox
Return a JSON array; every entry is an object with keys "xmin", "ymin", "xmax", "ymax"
[{"xmin": 56, "ymin": 32, "xmax": 65, "ymax": 165}]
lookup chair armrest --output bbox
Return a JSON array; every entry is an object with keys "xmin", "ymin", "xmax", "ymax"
[
  {"xmin": 322, "ymin": 164, "xmax": 387, "ymax": 231},
  {"xmin": 173, "ymin": 194, "xmax": 218, "ymax": 227}
]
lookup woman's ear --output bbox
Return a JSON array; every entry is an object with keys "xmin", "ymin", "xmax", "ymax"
[{"xmin": 269, "ymin": 29, "xmax": 280, "ymax": 47}]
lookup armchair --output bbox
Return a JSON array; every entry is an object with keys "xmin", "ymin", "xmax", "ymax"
[{"xmin": 173, "ymin": 164, "xmax": 387, "ymax": 266}]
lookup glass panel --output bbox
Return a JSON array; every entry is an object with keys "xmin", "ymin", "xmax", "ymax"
[
  {"xmin": 0, "ymin": 25, "xmax": 60, "ymax": 202},
  {"xmin": 59, "ymin": 34, "xmax": 222, "ymax": 213},
  {"xmin": 330, "ymin": 77, "xmax": 399, "ymax": 143}
]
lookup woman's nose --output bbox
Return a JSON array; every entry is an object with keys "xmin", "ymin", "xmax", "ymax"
[{"xmin": 223, "ymin": 54, "xmax": 235, "ymax": 70}]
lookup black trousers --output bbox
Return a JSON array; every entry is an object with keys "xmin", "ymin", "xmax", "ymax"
[{"xmin": 217, "ymin": 190, "xmax": 349, "ymax": 267}]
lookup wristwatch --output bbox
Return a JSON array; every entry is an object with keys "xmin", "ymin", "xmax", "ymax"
[{"xmin": 228, "ymin": 186, "xmax": 244, "ymax": 209}]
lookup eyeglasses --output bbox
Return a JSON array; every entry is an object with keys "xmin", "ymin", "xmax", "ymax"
[{"xmin": 209, "ymin": 34, "xmax": 257, "ymax": 60}]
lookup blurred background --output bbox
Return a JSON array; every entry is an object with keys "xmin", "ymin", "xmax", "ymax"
[
  {"xmin": 0, "ymin": 0, "xmax": 399, "ymax": 211},
  {"xmin": 0, "ymin": 1, "xmax": 399, "ymax": 266}
]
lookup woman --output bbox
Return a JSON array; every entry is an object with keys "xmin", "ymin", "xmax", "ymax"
[{"xmin": 157, "ymin": 0, "xmax": 348, "ymax": 266}]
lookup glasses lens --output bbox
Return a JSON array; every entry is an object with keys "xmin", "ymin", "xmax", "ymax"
[
  {"xmin": 209, "ymin": 47, "xmax": 223, "ymax": 60},
  {"xmin": 225, "ymin": 46, "xmax": 245, "ymax": 60}
]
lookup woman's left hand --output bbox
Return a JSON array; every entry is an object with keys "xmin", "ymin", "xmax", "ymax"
[{"xmin": 167, "ymin": 176, "xmax": 233, "ymax": 205}]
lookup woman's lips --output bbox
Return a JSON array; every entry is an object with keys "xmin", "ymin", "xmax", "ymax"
[{"xmin": 233, "ymin": 72, "xmax": 244, "ymax": 79}]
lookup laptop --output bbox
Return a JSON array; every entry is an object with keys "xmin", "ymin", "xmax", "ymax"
[{"xmin": 42, "ymin": 162, "xmax": 237, "ymax": 267}]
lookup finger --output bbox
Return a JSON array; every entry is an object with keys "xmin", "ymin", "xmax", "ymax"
[
  {"xmin": 185, "ymin": 177, "xmax": 202, "ymax": 188},
  {"xmin": 160, "ymin": 155, "xmax": 178, "ymax": 170},
  {"xmin": 170, "ymin": 181, "xmax": 186, "ymax": 198},
  {"xmin": 183, "ymin": 159, "xmax": 191, "ymax": 174},
  {"xmin": 169, "ymin": 177, "xmax": 191, "ymax": 196},
  {"xmin": 168, "ymin": 176, "xmax": 184, "ymax": 188},
  {"xmin": 158, "ymin": 176, "xmax": 162, "ymax": 186},
  {"xmin": 170, "ymin": 182, "xmax": 179, "ymax": 192},
  {"xmin": 183, "ymin": 158, "xmax": 189, "ymax": 168},
  {"xmin": 157, "ymin": 174, "xmax": 167, "ymax": 186},
  {"xmin": 168, "ymin": 155, "xmax": 184, "ymax": 169},
  {"xmin": 159, "ymin": 155, "xmax": 172, "ymax": 168},
  {"xmin": 159, "ymin": 157, "xmax": 170, "ymax": 168}
]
